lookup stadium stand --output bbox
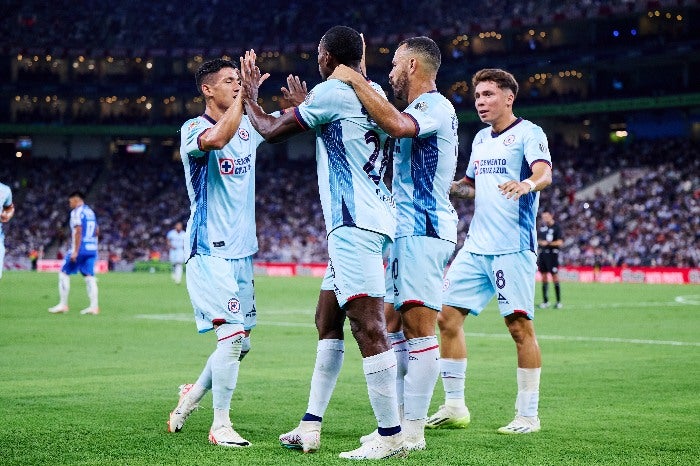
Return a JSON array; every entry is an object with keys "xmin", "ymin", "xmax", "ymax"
[{"xmin": 0, "ymin": 0, "xmax": 697, "ymax": 270}]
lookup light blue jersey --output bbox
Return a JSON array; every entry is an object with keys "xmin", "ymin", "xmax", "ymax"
[
  {"xmin": 180, "ymin": 114, "xmax": 265, "ymax": 260},
  {"xmin": 0, "ymin": 182, "xmax": 11, "ymax": 242},
  {"xmin": 294, "ymin": 79, "xmax": 396, "ymax": 239},
  {"xmin": 395, "ymin": 91, "xmax": 458, "ymax": 241},
  {"xmin": 464, "ymin": 118, "xmax": 551, "ymax": 255},
  {"xmin": 70, "ymin": 204, "xmax": 98, "ymax": 257}
]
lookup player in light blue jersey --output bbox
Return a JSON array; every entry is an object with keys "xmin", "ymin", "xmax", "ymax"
[
  {"xmin": 241, "ymin": 26, "xmax": 405, "ymax": 460},
  {"xmin": 48, "ymin": 191, "xmax": 100, "ymax": 315},
  {"xmin": 0, "ymin": 181, "xmax": 15, "ymax": 279},
  {"xmin": 330, "ymin": 36, "xmax": 458, "ymax": 450},
  {"xmin": 166, "ymin": 58, "xmax": 306, "ymax": 448},
  {"xmin": 428, "ymin": 68, "xmax": 552, "ymax": 435},
  {"xmin": 166, "ymin": 221, "xmax": 186, "ymax": 284}
]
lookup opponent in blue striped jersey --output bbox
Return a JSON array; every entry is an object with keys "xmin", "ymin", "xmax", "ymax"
[
  {"xmin": 0, "ymin": 181, "xmax": 15, "ymax": 279},
  {"xmin": 241, "ymin": 26, "xmax": 404, "ymax": 459},
  {"xmin": 434, "ymin": 68, "xmax": 553, "ymax": 436},
  {"xmin": 169, "ymin": 58, "xmax": 306, "ymax": 447},
  {"xmin": 48, "ymin": 191, "xmax": 100, "ymax": 315},
  {"xmin": 330, "ymin": 36, "xmax": 458, "ymax": 450}
]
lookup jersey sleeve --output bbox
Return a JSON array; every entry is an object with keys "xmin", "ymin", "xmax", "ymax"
[
  {"xmin": 524, "ymin": 125, "xmax": 552, "ymax": 168},
  {"xmin": 403, "ymin": 98, "xmax": 439, "ymax": 138},
  {"xmin": 180, "ymin": 118, "xmax": 213, "ymax": 158},
  {"xmin": 294, "ymin": 82, "xmax": 341, "ymax": 130}
]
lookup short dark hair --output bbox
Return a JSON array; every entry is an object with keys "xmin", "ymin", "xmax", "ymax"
[
  {"xmin": 321, "ymin": 26, "xmax": 363, "ymax": 67},
  {"xmin": 399, "ymin": 36, "xmax": 441, "ymax": 73},
  {"xmin": 68, "ymin": 191, "xmax": 85, "ymax": 200},
  {"xmin": 472, "ymin": 68, "xmax": 519, "ymax": 98},
  {"xmin": 195, "ymin": 58, "xmax": 237, "ymax": 95}
]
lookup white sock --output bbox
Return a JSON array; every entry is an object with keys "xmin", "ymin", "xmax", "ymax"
[
  {"xmin": 85, "ymin": 275, "xmax": 98, "ymax": 308},
  {"xmin": 404, "ymin": 336, "xmax": 440, "ymax": 420},
  {"xmin": 306, "ymin": 339, "xmax": 344, "ymax": 418},
  {"xmin": 440, "ymin": 358, "xmax": 467, "ymax": 407},
  {"xmin": 58, "ymin": 272, "xmax": 70, "ymax": 306},
  {"xmin": 210, "ymin": 324, "xmax": 244, "ymax": 425},
  {"xmin": 195, "ymin": 355, "xmax": 214, "ymax": 391},
  {"xmin": 516, "ymin": 367, "xmax": 541, "ymax": 418},
  {"xmin": 388, "ymin": 331, "xmax": 408, "ymax": 407},
  {"xmin": 363, "ymin": 349, "xmax": 401, "ymax": 429},
  {"xmin": 239, "ymin": 335, "xmax": 251, "ymax": 361},
  {"xmin": 173, "ymin": 264, "xmax": 183, "ymax": 284}
]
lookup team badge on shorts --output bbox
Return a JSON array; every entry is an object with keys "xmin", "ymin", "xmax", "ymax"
[
  {"xmin": 503, "ymin": 134, "xmax": 516, "ymax": 146},
  {"xmin": 238, "ymin": 128, "xmax": 249, "ymax": 141},
  {"xmin": 228, "ymin": 298, "xmax": 241, "ymax": 313}
]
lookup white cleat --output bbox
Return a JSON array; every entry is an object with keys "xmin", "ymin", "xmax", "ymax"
[
  {"xmin": 167, "ymin": 383, "xmax": 199, "ymax": 433},
  {"xmin": 404, "ymin": 435, "xmax": 426, "ymax": 451},
  {"xmin": 79, "ymin": 307, "xmax": 99, "ymax": 315},
  {"xmin": 555, "ymin": 302, "xmax": 563, "ymax": 309},
  {"xmin": 48, "ymin": 304, "xmax": 69, "ymax": 314},
  {"xmin": 426, "ymin": 404, "xmax": 471, "ymax": 429},
  {"xmin": 339, "ymin": 433, "xmax": 407, "ymax": 460},
  {"xmin": 208, "ymin": 424, "xmax": 251, "ymax": 447},
  {"xmin": 279, "ymin": 421, "xmax": 321, "ymax": 453},
  {"xmin": 497, "ymin": 415, "xmax": 541, "ymax": 434},
  {"xmin": 538, "ymin": 302, "xmax": 550, "ymax": 309},
  {"xmin": 359, "ymin": 429, "xmax": 378, "ymax": 444}
]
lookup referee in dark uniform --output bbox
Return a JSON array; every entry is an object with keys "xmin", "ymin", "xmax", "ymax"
[{"xmin": 537, "ymin": 211, "xmax": 563, "ymax": 309}]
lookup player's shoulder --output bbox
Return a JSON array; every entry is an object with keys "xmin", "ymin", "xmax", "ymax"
[
  {"xmin": 181, "ymin": 115, "xmax": 210, "ymax": 133},
  {"xmin": 516, "ymin": 118, "xmax": 546, "ymax": 136}
]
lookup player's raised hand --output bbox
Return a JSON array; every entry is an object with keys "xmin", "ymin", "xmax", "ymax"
[
  {"xmin": 239, "ymin": 50, "xmax": 268, "ymax": 103},
  {"xmin": 281, "ymin": 74, "xmax": 307, "ymax": 107},
  {"xmin": 360, "ymin": 32, "xmax": 367, "ymax": 77}
]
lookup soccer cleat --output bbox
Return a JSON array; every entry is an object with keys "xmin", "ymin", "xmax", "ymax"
[
  {"xmin": 48, "ymin": 304, "xmax": 69, "ymax": 314},
  {"xmin": 425, "ymin": 404, "xmax": 471, "ymax": 429},
  {"xmin": 359, "ymin": 429, "xmax": 378, "ymax": 444},
  {"xmin": 404, "ymin": 435, "xmax": 426, "ymax": 452},
  {"xmin": 555, "ymin": 302, "xmax": 563, "ymax": 309},
  {"xmin": 497, "ymin": 415, "xmax": 541, "ymax": 434},
  {"xmin": 80, "ymin": 307, "xmax": 99, "ymax": 315},
  {"xmin": 279, "ymin": 421, "xmax": 321, "ymax": 453},
  {"xmin": 208, "ymin": 424, "xmax": 251, "ymax": 447},
  {"xmin": 538, "ymin": 302, "xmax": 550, "ymax": 309},
  {"xmin": 339, "ymin": 433, "xmax": 407, "ymax": 460},
  {"xmin": 167, "ymin": 383, "xmax": 199, "ymax": 433}
]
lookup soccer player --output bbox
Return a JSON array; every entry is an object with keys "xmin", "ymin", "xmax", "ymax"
[
  {"xmin": 48, "ymin": 191, "xmax": 100, "ymax": 315},
  {"xmin": 166, "ymin": 221, "xmax": 186, "ymax": 284},
  {"xmin": 537, "ymin": 211, "xmax": 563, "ymax": 308},
  {"xmin": 167, "ymin": 59, "xmax": 306, "ymax": 447},
  {"xmin": 330, "ymin": 36, "xmax": 459, "ymax": 450},
  {"xmin": 0, "ymin": 181, "xmax": 15, "ymax": 279},
  {"xmin": 240, "ymin": 26, "xmax": 405, "ymax": 460},
  {"xmin": 427, "ymin": 68, "xmax": 552, "ymax": 435}
]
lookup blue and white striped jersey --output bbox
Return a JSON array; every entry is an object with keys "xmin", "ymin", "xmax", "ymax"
[{"xmin": 70, "ymin": 204, "xmax": 98, "ymax": 256}]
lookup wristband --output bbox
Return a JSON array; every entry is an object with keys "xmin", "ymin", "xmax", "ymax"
[{"xmin": 522, "ymin": 179, "xmax": 536, "ymax": 192}]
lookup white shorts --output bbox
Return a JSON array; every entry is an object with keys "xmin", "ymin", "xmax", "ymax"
[
  {"xmin": 443, "ymin": 249, "xmax": 536, "ymax": 319},
  {"xmin": 327, "ymin": 226, "xmax": 391, "ymax": 308},
  {"xmin": 385, "ymin": 236, "xmax": 454, "ymax": 311},
  {"xmin": 186, "ymin": 254, "xmax": 256, "ymax": 333}
]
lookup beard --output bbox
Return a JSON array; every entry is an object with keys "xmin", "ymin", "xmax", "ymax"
[{"xmin": 390, "ymin": 70, "xmax": 409, "ymax": 102}]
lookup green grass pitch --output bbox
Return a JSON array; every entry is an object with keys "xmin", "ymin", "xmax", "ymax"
[{"xmin": 0, "ymin": 271, "xmax": 698, "ymax": 465}]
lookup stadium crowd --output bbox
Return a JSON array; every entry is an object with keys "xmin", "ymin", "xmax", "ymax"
[
  {"xmin": 3, "ymin": 0, "xmax": 654, "ymax": 51},
  {"xmin": 0, "ymin": 136, "xmax": 697, "ymax": 270}
]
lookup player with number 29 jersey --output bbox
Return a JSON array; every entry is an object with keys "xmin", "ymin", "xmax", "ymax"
[{"xmin": 294, "ymin": 79, "xmax": 396, "ymax": 240}]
